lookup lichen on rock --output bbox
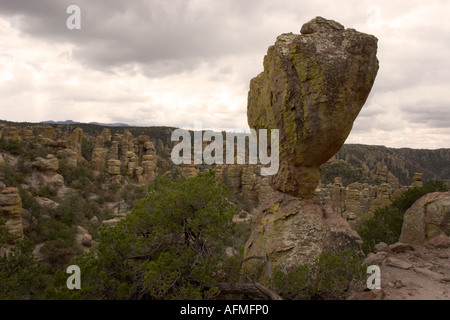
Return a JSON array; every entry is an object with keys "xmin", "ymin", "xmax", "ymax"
[
  {"xmin": 247, "ymin": 16, "xmax": 379, "ymax": 198},
  {"xmin": 243, "ymin": 17, "xmax": 378, "ymax": 283}
]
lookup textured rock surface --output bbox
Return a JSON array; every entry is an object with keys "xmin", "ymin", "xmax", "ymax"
[
  {"xmin": 412, "ymin": 173, "xmax": 424, "ymax": 188},
  {"xmin": 32, "ymin": 154, "xmax": 59, "ymax": 172},
  {"xmin": 352, "ymin": 237, "xmax": 450, "ymax": 300},
  {"xmin": 92, "ymin": 147, "xmax": 108, "ymax": 172},
  {"xmin": 0, "ymin": 187, "xmax": 23, "ymax": 241},
  {"xmin": 399, "ymin": 192, "xmax": 450, "ymax": 244},
  {"xmin": 107, "ymin": 159, "xmax": 122, "ymax": 176},
  {"xmin": 247, "ymin": 16, "xmax": 379, "ymax": 198},
  {"xmin": 242, "ymin": 191, "xmax": 363, "ymax": 284},
  {"xmin": 242, "ymin": 17, "xmax": 377, "ymax": 282}
]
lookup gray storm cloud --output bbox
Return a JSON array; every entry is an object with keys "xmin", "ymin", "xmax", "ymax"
[{"xmin": 0, "ymin": 0, "xmax": 449, "ymax": 148}]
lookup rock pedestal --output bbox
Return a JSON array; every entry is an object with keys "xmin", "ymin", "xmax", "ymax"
[
  {"xmin": 242, "ymin": 17, "xmax": 378, "ymax": 281},
  {"xmin": 242, "ymin": 192, "xmax": 363, "ymax": 284}
]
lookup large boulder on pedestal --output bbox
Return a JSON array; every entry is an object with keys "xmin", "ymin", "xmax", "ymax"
[
  {"xmin": 247, "ymin": 16, "xmax": 379, "ymax": 199},
  {"xmin": 242, "ymin": 17, "xmax": 378, "ymax": 281}
]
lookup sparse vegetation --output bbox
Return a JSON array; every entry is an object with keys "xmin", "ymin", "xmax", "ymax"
[
  {"xmin": 46, "ymin": 171, "xmax": 238, "ymax": 299},
  {"xmin": 81, "ymin": 137, "xmax": 94, "ymax": 162},
  {"xmin": 1, "ymin": 121, "xmax": 450, "ymax": 301},
  {"xmin": 273, "ymin": 249, "xmax": 365, "ymax": 300},
  {"xmin": 320, "ymin": 161, "xmax": 378, "ymax": 186},
  {"xmin": 0, "ymin": 219, "xmax": 51, "ymax": 299}
]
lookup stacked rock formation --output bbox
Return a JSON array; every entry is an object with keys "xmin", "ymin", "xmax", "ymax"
[
  {"xmin": 411, "ymin": 173, "xmax": 424, "ymax": 188},
  {"xmin": 91, "ymin": 129, "xmax": 158, "ymax": 185},
  {"xmin": 31, "ymin": 154, "xmax": 65, "ymax": 193},
  {"xmin": 211, "ymin": 164, "xmax": 273, "ymax": 208},
  {"xmin": 0, "ymin": 187, "xmax": 23, "ymax": 242},
  {"xmin": 242, "ymin": 17, "xmax": 379, "ymax": 283},
  {"xmin": 320, "ymin": 164, "xmax": 408, "ymax": 229},
  {"xmin": 0, "ymin": 124, "xmax": 83, "ymax": 167}
]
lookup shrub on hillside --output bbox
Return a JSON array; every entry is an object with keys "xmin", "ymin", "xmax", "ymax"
[
  {"xmin": 46, "ymin": 171, "xmax": 237, "ymax": 300},
  {"xmin": 272, "ymin": 249, "xmax": 365, "ymax": 300}
]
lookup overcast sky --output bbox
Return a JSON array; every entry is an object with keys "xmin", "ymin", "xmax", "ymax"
[{"xmin": 0, "ymin": 0, "xmax": 449, "ymax": 149}]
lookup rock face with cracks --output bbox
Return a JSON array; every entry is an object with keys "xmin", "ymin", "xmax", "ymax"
[
  {"xmin": 242, "ymin": 192, "xmax": 363, "ymax": 284},
  {"xmin": 399, "ymin": 192, "xmax": 450, "ymax": 245},
  {"xmin": 247, "ymin": 16, "xmax": 379, "ymax": 198},
  {"xmin": 243, "ymin": 17, "xmax": 378, "ymax": 284}
]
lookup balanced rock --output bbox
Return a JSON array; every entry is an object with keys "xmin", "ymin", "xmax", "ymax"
[
  {"xmin": 399, "ymin": 192, "xmax": 450, "ymax": 244},
  {"xmin": 247, "ymin": 16, "xmax": 379, "ymax": 198},
  {"xmin": 242, "ymin": 17, "xmax": 377, "ymax": 283}
]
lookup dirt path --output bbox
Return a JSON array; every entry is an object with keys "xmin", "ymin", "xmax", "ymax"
[{"xmin": 350, "ymin": 235, "xmax": 450, "ymax": 300}]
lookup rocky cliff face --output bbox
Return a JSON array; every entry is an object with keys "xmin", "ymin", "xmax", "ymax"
[
  {"xmin": 333, "ymin": 144, "xmax": 450, "ymax": 186},
  {"xmin": 242, "ymin": 17, "xmax": 378, "ymax": 283},
  {"xmin": 247, "ymin": 16, "xmax": 379, "ymax": 198}
]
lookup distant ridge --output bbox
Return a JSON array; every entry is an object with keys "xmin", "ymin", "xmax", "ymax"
[{"xmin": 40, "ymin": 120, "xmax": 129, "ymax": 127}]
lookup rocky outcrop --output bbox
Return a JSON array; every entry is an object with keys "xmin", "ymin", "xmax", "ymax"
[
  {"xmin": 399, "ymin": 192, "xmax": 450, "ymax": 244},
  {"xmin": 318, "ymin": 165, "xmax": 408, "ymax": 229},
  {"xmin": 92, "ymin": 148, "xmax": 108, "ymax": 172},
  {"xmin": 412, "ymin": 173, "xmax": 424, "ymax": 188},
  {"xmin": 35, "ymin": 196, "xmax": 60, "ymax": 211},
  {"xmin": 331, "ymin": 177, "xmax": 346, "ymax": 215},
  {"xmin": 369, "ymin": 183, "xmax": 391, "ymax": 211},
  {"xmin": 107, "ymin": 159, "xmax": 121, "ymax": 176},
  {"xmin": 0, "ymin": 187, "xmax": 23, "ymax": 241},
  {"xmin": 242, "ymin": 192, "xmax": 363, "ymax": 284},
  {"xmin": 242, "ymin": 17, "xmax": 377, "ymax": 283},
  {"xmin": 30, "ymin": 154, "xmax": 64, "ymax": 193},
  {"xmin": 180, "ymin": 163, "xmax": 198, "ymax": 179},
  {"xmin": 75, "ymin": 225, "xmax": 95, "ymax": 253},
  {"xmin": 1, "ymin": 126, "xmax": 20, "ymax": 141},
  {"xmin": 32, "ymin": 154, "xmax": 59, "ymax": 172},
  {"xmin": 224, "ymin": 165, "xmax": 242, "ymax": 193},
  {"xmin": 247, "ymin": 16, "xmax": 379, "ymax": 198},
  {"xmin": 88, "ymin": 129, "xmax": 158, "ymax": 185}
]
